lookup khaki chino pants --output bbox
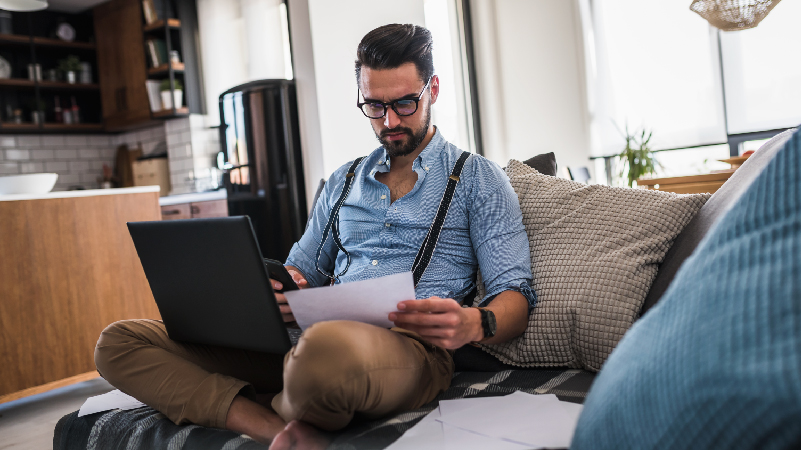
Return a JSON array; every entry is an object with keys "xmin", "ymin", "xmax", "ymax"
[{"xmin": 94, "ymin": 319, "xmax": 454, "ymax": 431}]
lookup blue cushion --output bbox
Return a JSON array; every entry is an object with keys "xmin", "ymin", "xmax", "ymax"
[{"xmin": 571, "ymin": 130, "xmax": 801, "ymax": 450}]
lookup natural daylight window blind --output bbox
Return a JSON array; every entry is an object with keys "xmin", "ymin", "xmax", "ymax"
[
  {"xmin": 718, "ymin": 0, "xmax": 801, "ymax": 134},
  {"xmin": 585, "ymin": 0, "xmax": 728, "ymax": 155}
]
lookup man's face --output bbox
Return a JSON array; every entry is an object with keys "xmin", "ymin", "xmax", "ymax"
[{"xmin": 359, "ymin": 62, "xmax": 438, "ymax": 157}]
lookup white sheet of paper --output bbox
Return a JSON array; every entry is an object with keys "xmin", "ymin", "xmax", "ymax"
[
  {"xmin": 386, "ymin": 407, "xmax": 532, "ymax": 450},
  {"xmin": 78, "ymin": 389, "xmax": 146, "ymax": 417},
  {"xmin": 435, "ymin": 392, "xmax": 582, "ymax": 449},
  {"xmin": 284, "ymin": 271, "xmax": 416, "ymax": 330}
]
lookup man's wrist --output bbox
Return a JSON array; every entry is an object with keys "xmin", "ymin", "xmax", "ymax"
[{"xmin": 467, "ymin": 307, "xmax": 485, "ymax": 343}]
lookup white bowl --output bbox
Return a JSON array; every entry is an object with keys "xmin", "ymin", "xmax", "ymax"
[{"xmin": 0, "ymin": 173, "xmax": 59, "ymax": 195}]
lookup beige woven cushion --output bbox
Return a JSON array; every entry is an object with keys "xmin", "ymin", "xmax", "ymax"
[{"xmin": 475, "ymin": 160, "xmax": 711, "ymax": 372}]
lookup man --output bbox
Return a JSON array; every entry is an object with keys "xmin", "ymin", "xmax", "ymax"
[{"xmin": 94, "ymin": 24, "xmax": 535, "ymax": 449}]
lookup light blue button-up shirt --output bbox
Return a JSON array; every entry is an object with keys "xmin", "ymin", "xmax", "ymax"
[{"xmin": 286, "ymin": 129, "xmax": 536, "ymax": 309}]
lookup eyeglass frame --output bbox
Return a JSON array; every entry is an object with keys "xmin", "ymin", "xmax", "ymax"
[{"xmin": 356, "ymin": 76, "xmax": 433, "ymax": 119}]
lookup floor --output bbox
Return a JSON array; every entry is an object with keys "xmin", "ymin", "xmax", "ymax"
[{"xmin": 0, "ymin": 378, "xmax": 114, "ymax": 450}]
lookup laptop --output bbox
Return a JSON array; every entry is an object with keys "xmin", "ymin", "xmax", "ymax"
[{"xmin": 127, "ymin": 216, "xmax": 299, "ymax": 354}]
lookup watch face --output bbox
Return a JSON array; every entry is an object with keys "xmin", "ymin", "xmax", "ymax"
[
  {"xmin": 56, "ymin": 23, "xmax": 75, "ymax": 42},
  {"xmin": 480, "ymin": 308, "xmax": 497, "ymax": 338}
]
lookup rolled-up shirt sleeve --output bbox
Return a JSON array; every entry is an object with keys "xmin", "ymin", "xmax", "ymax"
[{"xmin": 468, "ymin": 162, "xmax": 536, "ymax": 311}]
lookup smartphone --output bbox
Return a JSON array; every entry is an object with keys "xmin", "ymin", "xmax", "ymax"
[{"xmin": 263, "ymin": 258, "xmax": 299, "ymax": 291}]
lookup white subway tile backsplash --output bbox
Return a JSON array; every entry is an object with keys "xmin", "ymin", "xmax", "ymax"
[
  {"xmin": 89, "ymin": 135, "xmax": 111, "ymax": 146},
  {"xmin": 45, "ymin": 161, "xmax": 69, "ymax": 172},
  {"xmin": 0, "ymin": 137, "xmax": 16, "ymax": 147},
  {"xmin": 31, "ymin": 149, "xmax": 55, "ymax": 160},
  {"xmin": 69, "ymin": 161, "xmax": 91, "ymax": 172},
  {"xmin": 80, "ymin": 173, "xmax": 99, "ymax": 184},
  {"xmin": 42, "ymin": 135, "xmax": 66, "ymax": 147},
  {"xmin": 101, "ymin": 148, "xmax": 118, "ymax": 159},
  {"xmin": 58, "ymin": 173, "xmax": 81, "ymax": 185},
  {"xmin": 17, "ymin": 135, "xmax": 41, "ymax": 147},
  {"xmin": 6, "ymin": 149, "xmax": 30, "ymax": 160},
  {"xmin": 20, "ymin": 162, "xmax": 45, "ymax": 173},
  {"xmin": 57, "ymin": 149, "xmax": 79, "ymax": 159},
  {"xmin": 79, "ymin": 148, "xmax": 101, "ymax": 159},
  {"xmin": 0, "ymin": 162, "xmax": 19, "ymax": 174},
  {"xmin": 66, "ymin": 135, "xmax": 88, "ymax": 147}
]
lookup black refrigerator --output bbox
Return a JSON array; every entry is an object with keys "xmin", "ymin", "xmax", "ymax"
[{"xmin": 218, "ymin": 79, "xmax": 307, "ymax": 262}]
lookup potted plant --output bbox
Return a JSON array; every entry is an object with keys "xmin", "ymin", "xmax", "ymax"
[
  {"xmin": 58, "ymin": 55, "xmax": 81, "ymax": 84},
  {"xmin": 159, "ymin": 78, "xmax": 183, "ymax": 110},
  {"xmin": 617, "ymin": 125, "xmax": 659, "ymax": 188}
]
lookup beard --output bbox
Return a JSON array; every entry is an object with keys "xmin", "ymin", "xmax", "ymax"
[{"xmin": 374, "ymin": 105, "xmax": 431, "ymax": 158}]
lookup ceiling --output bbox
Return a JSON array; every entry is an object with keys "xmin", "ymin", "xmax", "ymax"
[{"xmin": 46, "ymin": 0, "xmax": 107, "ymax": 13}]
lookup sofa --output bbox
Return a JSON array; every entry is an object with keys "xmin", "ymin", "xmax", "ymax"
[{"xmin": 54, "ymin": 129, "xmax": 798, "ymax": 450}]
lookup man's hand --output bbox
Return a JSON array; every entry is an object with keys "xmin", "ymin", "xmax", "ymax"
[
  {"xmin": 272, "ymin": 267, "xmax": 309, "ymax": 323},
  {"xmin": 388, "ymin": 296, "xmax": 483, "ymax": 350}
]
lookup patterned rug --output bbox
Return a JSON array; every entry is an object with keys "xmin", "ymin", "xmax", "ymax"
[{"xmin": 54, "ymin": 369, "xmax": 594, "ymax": 450}]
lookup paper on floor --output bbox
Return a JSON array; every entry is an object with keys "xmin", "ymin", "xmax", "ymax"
[
  {"xmin": 435, "ymin": 392, "xmax": 583, "ymax": 448},
  {"xmin": 78, "ymin": 389, "xmax": 146, "ymax": 417},
  {"xmin": 284, "ymin": 271, "xmax": 416, "ymax": 330},
  {"xmin": 385, "ymin": 407, "xmax": 532, "ymax": 450}
]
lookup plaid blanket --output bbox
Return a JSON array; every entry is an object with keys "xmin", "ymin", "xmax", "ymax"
[{"xmin": 54, "ymin": 368, "xmax": 594, "ymax": 450}]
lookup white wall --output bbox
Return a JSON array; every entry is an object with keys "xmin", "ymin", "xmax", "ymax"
[
  {"xmin": 306, "ymin": 0, "xmax": 427, "ymax": 178},
  {"xmin": 471, "ymin": 0, "xmax": 593, "ymax": 180},
  {"xmin": 196, "ymin": 0, "xmax": 288, "ymax": 126}
]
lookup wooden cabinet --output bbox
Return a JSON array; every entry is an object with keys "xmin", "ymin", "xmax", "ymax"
[
  {"xmin": 0, "ymin": 10, "xmax": 104, "ymax": 133},
  {"xmin": 0, "ymin": 188, "xmax": 162, "ymax": 402},
  {"xmin": 94, "ymin": 0, "xmax": 203, "ymax": 130},
  {"xmin": 94, "ymin": 0, "xmax": 155, "ymax": 131},
  {"xmin": 161, "ymin": 199, "xmax": 228, "ymax": 220}
]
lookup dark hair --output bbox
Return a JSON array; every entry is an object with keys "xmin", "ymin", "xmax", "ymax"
[{"xmin": 355, "ymin": 24, "xmax": 434, "ymax": 85}]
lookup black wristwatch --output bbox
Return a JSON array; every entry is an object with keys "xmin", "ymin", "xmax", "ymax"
[{"xmin": 476, "ymin": 307, "xmax": 497, "ymax": 339}]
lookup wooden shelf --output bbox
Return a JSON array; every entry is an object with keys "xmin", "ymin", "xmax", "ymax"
[
  {"xmin": 0, "ymin": 34, "xmax": 32, "ymax": 45},
  {"xmin": 143, "ymin": 18, "xmax": 181, "ymax": 32},
  {"xmin": 42, "ymin": 123, "xmax": 103, "ymax": 131},
  {"xmin": 39, "ymin": 81, "xmax": 100, "ymax": 90},
  {"xmin": 148, "ymin": 62, "xmax": 184, "ymax": 76},
  {"xmin": 152, "ymin": 107, "xmax": 188, "ymax": 118},
  {"xmin": 0, "ymin": 34, "xmax": 96, "ymax": 49},
  {"xmin": 0, "ymin": 78, "xmax": 99, "ymax": 90},
  {"xmin": 32, "ymin": 36, "xmax": 96, "ymax": 50},
  {"xmin": 0, "ymin": 78, "xmax": 38, "ymax": 87},
  {"xmin": 0, "ymin": 122, "xmax": 39, "ymax": 130}
]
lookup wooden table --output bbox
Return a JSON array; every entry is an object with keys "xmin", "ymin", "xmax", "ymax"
[
  {"xmin": 636, "ymin": 171, "xmax": 735, "ymax": 194},
  {"xmin": 0, "ymin": 187, "xmax": 162, "ymax": 403}
]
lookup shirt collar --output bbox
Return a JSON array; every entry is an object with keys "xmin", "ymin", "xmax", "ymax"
[{"xmin": 379, "ymin": 126, "xmax": 443, "ymax": 171}]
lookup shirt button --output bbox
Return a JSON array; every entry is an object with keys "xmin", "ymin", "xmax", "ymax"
[
  {"xmin": 378, "ymin": 160, "xmax": 385, "ymax": 165},
  {"xmin": 371, "ymin": 260, "xmax": 378, "ymax": 266},
  {"xmin": 385, "ymin": 223, "xmax": 390, "ymax": 227},
  {"xmin": 380, "ymin": 194, "xmax": 386, "ymax": 200},
  {"xmin": 424, "ymin": 166, "xmax": 430, "ymax": 171}
]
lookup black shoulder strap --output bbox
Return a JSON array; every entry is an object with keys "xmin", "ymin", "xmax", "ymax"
[
  {"xmin": 315, "ymin": 157, "xmax": 364, "ymax": 283},
  {"xmin": 411, "ymin": 151, "xmax": 471, "ymax": 287}
]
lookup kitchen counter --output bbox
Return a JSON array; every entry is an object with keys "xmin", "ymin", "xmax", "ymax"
[
  {"xmin": 0, "ymin": 186, "xmax": 160, "ymax": 202},
  {"xmin": 158, "ymin": 189, "xmax": 227, "ymax": 206},
  {"xmin": 0, "ymin": 185, "xmax": 161, "ymax": 403}
]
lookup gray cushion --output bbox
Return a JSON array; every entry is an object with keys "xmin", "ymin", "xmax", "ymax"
[
  {"xmin": 475, "ymin": 161, "xmax": 710, "ymax": 371},
  {"xmin": 641, "ymin": 129, "xmax": 797, "ymax": 314},
  {"xmin": 523, "ymin": 152, "xmax": 557, "ymax": 177}
]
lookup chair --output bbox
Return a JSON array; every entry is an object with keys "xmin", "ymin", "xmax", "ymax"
[{"xmin": 568, "ymin": 167, "xmax": 591, "ymax": 184}]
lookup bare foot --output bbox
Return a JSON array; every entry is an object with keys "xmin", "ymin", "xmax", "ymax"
[{"xmin": 269, "ymin": 420, "xmax": 331, "ymax": 450}]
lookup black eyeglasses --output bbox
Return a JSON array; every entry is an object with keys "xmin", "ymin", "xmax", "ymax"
[{"xmin": 356, "ymin": 76, "xmax": 432, "ymax": 119}]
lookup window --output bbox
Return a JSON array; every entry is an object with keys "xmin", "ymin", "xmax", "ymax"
[{"xmin": 584, "ymin": 0, "xmax": 800, "ymax": 183}]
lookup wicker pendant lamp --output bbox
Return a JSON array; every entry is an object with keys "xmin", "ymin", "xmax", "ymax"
[{"xmin": 690, "ymin": 0, "xmax": 782, "ymax": 31}]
